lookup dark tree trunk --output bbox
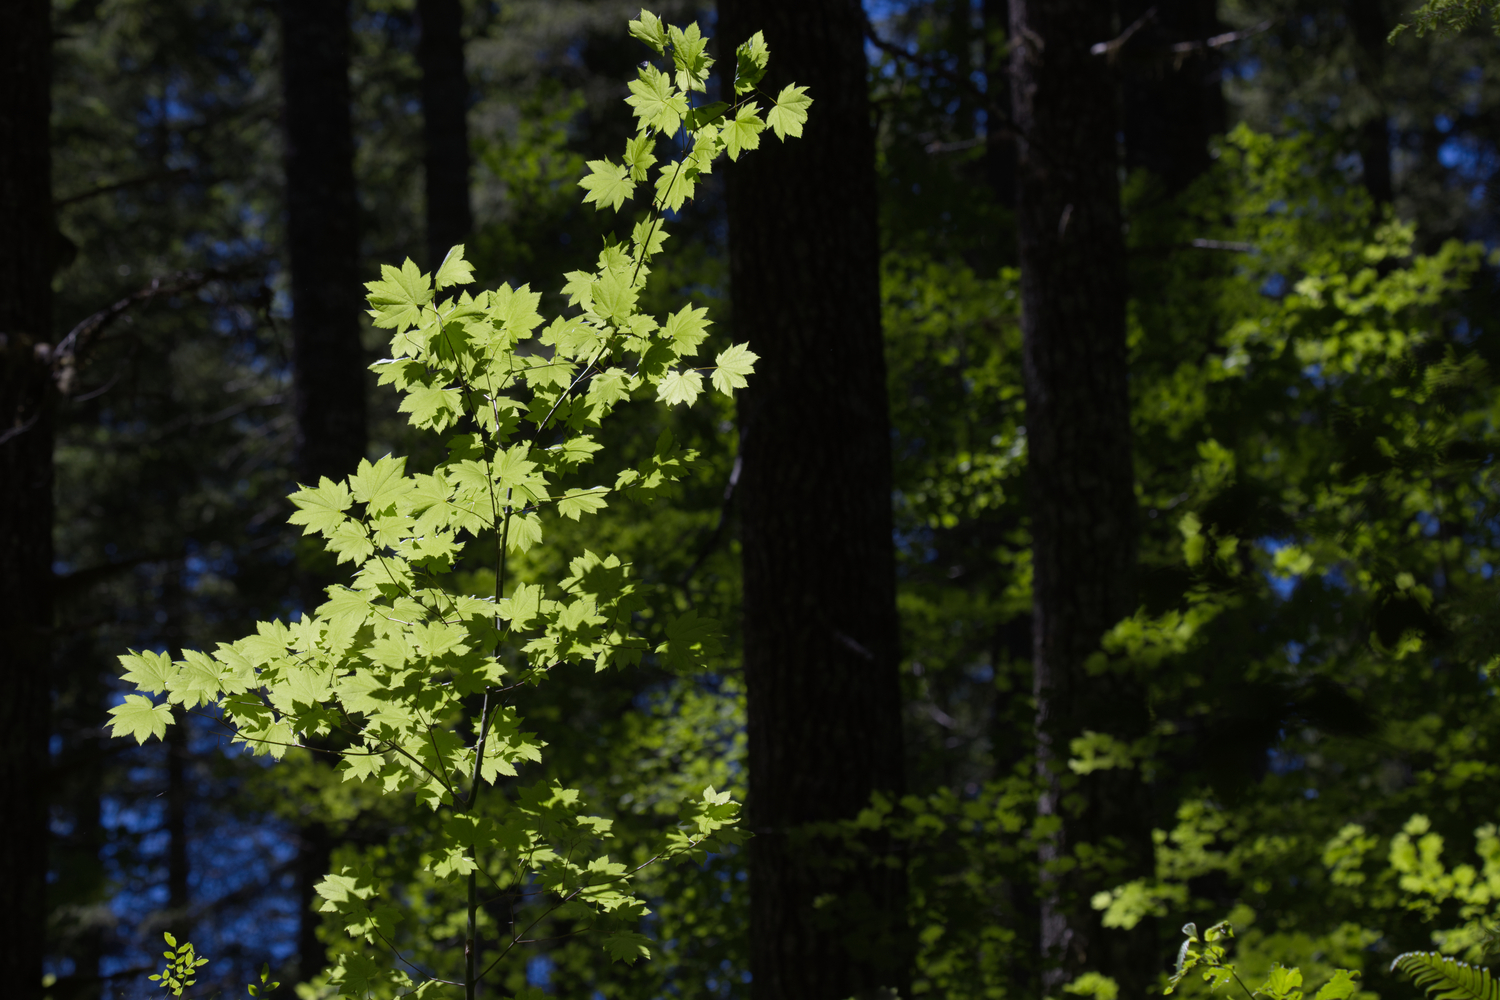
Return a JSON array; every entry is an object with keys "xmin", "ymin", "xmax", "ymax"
[
  {"xmin": 719, "ymin": 2, "xmax": 911, "ymax": 999},
  {"xmin": 416, "ymin": 0, "xmax": 473, "ymax": 268},
  {"xmin": 1343, "ymin": 0, "xmax": 1393, "ymax": 204},
  {"xmin": 167, "ymin": 709, "xmax": 190, "ymax": 921},
  {"xmin": 280, "ymin": 1, "xmax": 365, "ymax": 982},
  {"xmin": 0, "ymin": 2, "xmax": 54, "ymax": 997},
  {"xmin": 1009, "ymin": 0, "xmax": 1153, "ymax": 995},
  {"xmin": 983, "ymin": 0, "xmax": 1016, "ymax": 207},
  {"xmin": 281, "ymin": 0, "xmax": 367, "ymax": 487},
  {"xmin": 295, "ymin": 823, "xmax": 333, "ymax": 985},
  {"xmin": 1119, "ymin": 0, "xmax": 1227, "ymax": 192}
]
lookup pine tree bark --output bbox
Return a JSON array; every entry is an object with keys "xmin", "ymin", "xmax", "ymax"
[
  {"xmin": 1343, "ymin": 0, "xmax": 1393, "ymax": 204},
  {"xmin": 280, "ymin": 1, "xmax": 366, "ymax": 982},
  {"xmin": 719, "ymin": 2, "xmax": 911, "ymax": 998},
  {"xmin": 281, "ymin": 0, "xmax": 367, "ymax": 486},
  {"xmin": 0, "ymin": 2, "xmax": 54, "ymax": 996},
  {"xmin": 416, "ymin": 0, "xmax": 473, "ymax": 269},
  {"xmin": 983, "ymin": 0, "xmax": 1016, "ymax": 207},
  {"xmin": 1119, "ymin": 0, "xmax": 1227, "ymax": 192},
  {"xmin": 1008, "ymin": 0, "xmax": 1153, "ymax": 995}
]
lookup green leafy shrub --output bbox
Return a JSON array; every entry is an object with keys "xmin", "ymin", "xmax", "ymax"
[
  {"xmin": 110, "ymin": 10, "xmax": 809, "ymax": 998},
  {"xmin": 1392, "ymin": 953, "xmax": 1500, "ymax": 1000}
]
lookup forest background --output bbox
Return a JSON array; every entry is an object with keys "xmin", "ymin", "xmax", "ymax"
[{"xmin": 6, "ymin": 0, "xmax": 1500, "ymax": 999}]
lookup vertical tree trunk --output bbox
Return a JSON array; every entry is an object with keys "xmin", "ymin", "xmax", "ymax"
[
  {"xmin": 983, "ymin": 0, "xmax": 1016, "ymax": 208},
  {"xmin": 1008, "ymin": 0, "xmax": 1153, "ymax": 995},
  {"xmin": 167, "ymin": 710, "xmax": 191, "ymax": 923},
  {"xmin": 280, "ymin": 1, "xmax": 365, "ymax": 982},
  {"xmin": 1119, "ymin": 0, "xmax": 1226, "ymax": 193},
  {"xmin": 416, "ymin": 0, "xmax": 473, "ymax": 268},
  {"xmin": 0, "ymin": 2, "xmax": 54, "ymax": 997},
  {"xmin": 281, "ymin": 0, "xmax": 367, "ymax": 487},
  {"xmin": 719, "ymin": 3, "xmax": 911, "ymax": 999},
  {"xmin": 1343, "ymin": 0, "xmax": 1393, "ymax": 204}
]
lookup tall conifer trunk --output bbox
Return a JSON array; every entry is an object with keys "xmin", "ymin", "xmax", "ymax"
[
  {"xmin": 279, "ymin": 1, "xmax": 365, "ymax": 982},
  {"xmin": 1119, "ymin": 0, "xmax": 1226, "ymax": 192},
  {"xmin": 983, "ymin": 0, "xmax": 1016, "ymax": 207},
  {"xmin": 0, "ymin": 2, "xmax": 54, "ymax": 997},
  {"xmin": 1343, "ymin": 0, "xmax": 1394, "ymax": 204},
  {"xmin": 281, "ymin": 0, "xmax": 367, "ymax": 487},
  {"xmin": 719, "ymin": 2, "xmax": 910, "ymax": 998},
  {"xmin": 1008, "ymin": 1, "xmax": 1153, "ymax": 995},
  {"xmin": 416, "ymin": 0, "xmax": 473, "ymax": 268}
]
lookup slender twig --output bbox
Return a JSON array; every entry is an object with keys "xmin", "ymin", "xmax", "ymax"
[
  {"xmin": 47, "ymin": 268, "xmax": 245, "ymax": 395},
  {"xmin": 1171, "ymin": 21, "xmax": 1273, "ymax": 57},
  {"xmin": 1090, "ymin": 5, "xmax": 1157, "ymax": 61},
  {"xmin": 863, "ymin": 13, "xmax": 1026, "ymax": 144},
  {"xmin": 53, "ymin": 167, "xmax": 191, "ymax": 208},
  {"xmin": 679, "ymin": 455, "xmax": 742, "ymax": 593}
]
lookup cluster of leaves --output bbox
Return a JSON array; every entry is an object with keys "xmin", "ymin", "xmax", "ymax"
[
  {"xmin": 1392, "ymin": 952, "xmax": 1500, "ymax": 1000},
  {"xmin": 109, "ymin": 10, "xmax": 808, "ymax": 997},
  {"xmin": 1165, "ymin": 922, "xmax": 1360, "ymax": 1000},
  {"xmin": 149, "ymin": 933, "xmax": 211, "ymax": 997},
  {"xmin": 866, "ymin": 105, "xmax": 1500, "ymax": 995},
  {"xmin": 1390, "ymin": 0, "xmax": 1500, "ymax": 40},
  {"xmin": 1162, "ymin": 922, "xmax": 1500, "ymax": 1000}
]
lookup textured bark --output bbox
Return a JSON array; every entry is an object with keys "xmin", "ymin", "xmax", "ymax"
[
  {"xmin": 0, "ymin": 2, "xmax": 54, "ymax": 996},
  {"xmin": 281, "ymin": 0, "xmax": 367, "ymax": 486},
  {"xmin": 719, "ymin": 2, "xmax": 911, "ymax": 998},
  {"xmin": 1343, "ymin": 0, "xmax": 1393, "ymax": 204},
  {"xmin": 416, "ymin": 0, "xmax": 473, "ymax": 268},
  {"xmin": 1009, "ymin": 0, "xmax": 1153, "ymax": 995},
  {"xmin": 983, "ymin": 0, "xmax": 1016, "ymax": 207},
  {"xmin": 167, "ymin": 710, "xmax": 191, "ymax": 920},
  {"xmin": 280, "ymin": 1, "xmax": 365, "ymax": 981},
  {"xmin": 296, "ymin": 823, "xmax": 333, "ymax": 985},
  {"xmin": 1119, "ymin": 0, "xmax": 1227, "ymax": 192}
]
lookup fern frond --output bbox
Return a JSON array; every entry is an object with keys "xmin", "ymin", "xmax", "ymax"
[{"xmin": 1393, "ymin": 952, "xmax": 1500, "ymax": 1000}]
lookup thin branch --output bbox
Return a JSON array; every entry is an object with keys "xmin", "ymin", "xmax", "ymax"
[
  {"xmin": 1090, "ymin": 14, "xmax": 1275, "ymax": 64},
  {"xmin": 863, "ymin": 15, "xmax": 1025, "ymax": 144},
  {"xmin": 46, "ymin": 268, "xmax": 242, "ymax": 395},
  {"xmin": 679, "ymin": 455, "xmax": 741, "ymax": 593},
  {"xmin": 1172, "ymin": 20, "xmax": 1274, "ymax": 58},
  {"xmin": 1090, "ymin": 5, "xmax": 1157, "ymax": 61},
  {"xmin": 54, "ymin": 168, "xmax": 192, "ymax": 208}
]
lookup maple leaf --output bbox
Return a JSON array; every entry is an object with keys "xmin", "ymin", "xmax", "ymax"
[
  {"xmin": 288, "ymin": 477, "xmax": 353, "ymax": 537},
  {"xmin": 489, "ymin": 283, "xmax": 544, "ymax": 340},
  {"xmin": 623, "ymin": 133, "xmax": 658, "ymax": 182},
  {"xmin": 767, "ymin": 83, "xmax": 813, "ymax": 140},
  {"xmin": 654, "ymin": 161, "xmax": 698, "ymax": 213},
  {"xmin": 349, "ymin": 454, "xmax": 412, "ymax": 512},
  {"xmin": 626, "ymin": 66, "xmax": 687, "ymax": 137},
  {"xmin": 558, "ymin": 488, "xmax": 610, "ymax": 520},
  {"xmin": 668, "ymin": 22, "xmax": 713, "ymax": 92},
  {"xmin": 399, "ymin": 383, "xmax": 464, "ymax": 431},
  {"xmin": 364, "ymin": 258, "xmax": 433, "ymax": 331},
  {"xmin": 433, "ymin": 245, "xmax": 475, "ymax": 288},
  {"xmin": 733, "ymin": 30, "xmax": 769, "ymax": 94},
  {"xmin": 656, "ymin": 368, "xmax": 704, "ymax": 406},
  {"xmin": 592, "ymin": 268, "xmax": 639, "ymax": 321},
  {"xmin": 119, "ymin": 649, "xmax": 176, "ymax": 694},
  {"xmin": 663, "ymin": 303, "xmax": 712, "ymax": 356},
  {"xmin": 506, "ymin": 512, "xmax": 544, "ymax": 553},
  {"xmin": 602, "ymin": 931, "xmax": 653, "ymax": 964},
  {"xmin": 711, "ymin": 342, "xmax": 759, "ymax": 394},
  {"xmin": 627, "ymin": 9, "xmax": 667, "ymax": 53},
  {"xmin": 108, "ymin": 694, "xmax": 173, "ymax": 744},
  {"xmin": 631, "ymin": 218, "xmax": 670, "ymax": 262},
  {"xmin": 656, "ymin": 609, "xmax": 723, "ymax": 670},
  {"xmin": 579, "ymin": 158, "xmax": 635, "ymax": 212},
  {"xmin": 723, "ymin": 103, "xmax": 765, "ymax": 161}
]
